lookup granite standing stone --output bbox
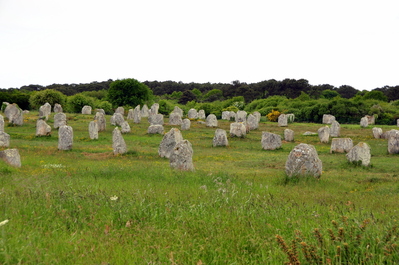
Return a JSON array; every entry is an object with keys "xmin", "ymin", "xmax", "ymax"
[
  {"xmin": 133, "ymin": 105, "xmax": 141, "ymax": 124},
  {"xmin": 141, "ymin": 104, "xmax": 149, "ymax": 117},
  {"xmin": 158, "ymin": 128, "xmax": 184, "ymax": 158},
  {"xmin": 318, "ymin": 126, "xmax": 330, "ymax": 143},
  {"xmin": 94, "ymin": 112, "xmax": 106, "ymax": 132},
  {"xmin": 247, "ymin": 114, "xmax": 258, "ymax": 131},
  {"xmin": 285, "ymin": 143, "xmax": 322, "ymax": 178},
  {"xmin": 115, "ymin": 106, "xmax": 124, "ymax": 115},
  {"xmin": 388, "ymin": 130, "xmax": 399, "ymax": 154},
  {"xmin": 346, "ymin": 142, "xmax": 371, "ymax": 166},
  {"xmin": 127, "ymin": 109, "xmax": 134, "ymax": 120},
  {"xmin": 58, "ymin": 125, "xmax": 73, "ymax": 150},
  {"xmin": 39, "ymin": 102, "xmax": 51, "ymax": 120},
  {"xmin": 149, "ymin": 114, "xmax": 164, "ymax": 125},
  {"xmin": 169, "ymin": 140, "xmax": 194, "ymax": 171},
  {"xmin": 206, "ymin": 114, "xmax": 218, "ymax": 127},
  {"xmin": 372, "ymin": 127, "xmax": 383, "ymax": 139},
  {"xmin": 253, "ymin": 111, "xmax": 261, "ymax": 123},
  {"xmin": 236, "ymin": 111, "xmax": 247, "ymax": 122},
  {"xmin": 149, "ymin": 103, "xmax": 159, "ymax": 116},
  {"xmin": 360, "ymin": 117, "xmax": 369, "ymax": 128},
  {"xmin": 112, "ymin": 127, "xmax": 127, "ymax": 155},
  {"xmin": 187, "ymin": 109, "xmax": 198, "ymax": 119},
  {"xmin": 169, "ymin": 112, "xmax": 182, "ymax": 125},
  {"xmin": 0, "ymin": 132, "xmax": 10, "ymax": 147},
  {"xmin": 172, "ymin": 106, "xmax": 183, "ymax": 117},
  {"xmin": 5, "ymin": 104, "xmax": 23, "ymax": 125},
  {"xmin": 147, "ymin": 125, "xmax": 164, "ymax": 134},
  {"xmin": 198, "ymin": 110, "xmax": 206, "ymax": 120},
  {"xmin": 222, "ymin": 111, "xmax": 230, "ymax": 120},
  {"xmin": 81, "ymin": 105, "xmax": 92, "ymax": 115},
  {"xmin": 261, "ymin": 132, "xmax": 282, "ymax": 150},
  {"xmin": 213, "ymin": 129, "xmax": 229, "ymax": 147},
  {"xmin": 278, "ymin": 114, "xmax": 288, "ymax": 127},
  {"xmin": 322, "ymin": 114, "xmax": 336, "ymax": 124},
  {"xmin": 284, "ymin": 129, "xmax": 294, "ymax": 142},
  {"xmin": 330, "ymin": 138, "xmax": 353, "ymax": 153},
  {"xmin": 230, "ymin": 122, "xmax": 246, "ymax": 138},
  {"xmin": 111, "ymin": 113, "xmax": 125, "ymax": 126},
  {"xmin": 36, "ymin": 119, "xmax": 51, "ymax": 136},
  {"xmin": 89, "ymin": 120, "xmax": 99, "ymax": 140},
  {"xmin": 54, "ymin": 112, "xmax": 67, "ymax": 129},
  {"xmin": 0, "ymin": 149, "xmax": 21, "ymax": 167},
  {"xmin": 121, "ymin": 121, "xmax": 131, "ymax": 133},
  {"xmin": 0, "ymin": 115, "xmax": 4, "ymax": 133},
  {"xmin": 330, "ymin": 121, "xmax": 341, "ymax": 137},
  {"xmin": 181, "ymin": 119, "xmax": 191, "ymax": 130},
  {"xmin": 53, "ymin": 103, "xmax": 63, "ymax": 113}
]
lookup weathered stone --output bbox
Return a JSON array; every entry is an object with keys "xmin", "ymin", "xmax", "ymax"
[
  {"xmin": 147, "ymin": 125, "xmax": 164, "ymax": 134},
  {"xmin": 0, "ymin": 149, "xmax": 21, "ymax": 167},
  {"xmin": 54, "ymin": 112, "xmax": 66, "ymax": 129},
  {"xmin": 330, "ymin": 121, "xmax": 340, "ymax": 137},
  {"xmin": 94, "ymin": 112, "xmax": 106, "ymax": 132},
  {"xmin": 127, "ymin": 109, "xmax": 134, "ymax": 120},
  {"xmin": 149, "ymin": 114, "xmax": 164, "ymax": 125},
  {"xmin": 388, "ymin": 130, "xmax": 399, "ymax": 154},
  {"xmin": 303, "ymin": 131, "xmax": 317, "ymax": 136},
  {"xmin": 36, "ymin": 119, "xmax": 51, "ymax": 136},
  {"xmin": 278, "ymin": 114, "xmax": 288, "ymax": 127},
  {"xmin": 181, "ymin": 119, "xmax": 191, "ymax": 130},
  {"xmin": 172, "ymin": 106, "xmax": 183, "ymax": 117},
  {"xmin": 230, "ymin": 122, "xmax": 246, "ymax": 138},
  {"xmin": 382, "ymin": 129, "xmax": 399, "ymax": 140},
  {"xmin": 213, "ymin": 129, "xmax": 228, "ymax": 147},
  {"xmin": 120, "ymin": 121, "xmax": 131, "ymax": 133},
  {"xmin": 372, "ymin": 127, "xmax": 383, "ymax": 139},
  {"xmin": 112, "ymin": 127, "xmax": 127, "ymax": 155},
  {"xmin": 133, "ymin": 105, "xmax": 141, "ymax": 124},
  {"xmin": 360, "ymin": 117, "xmax": 368, "ymax": 128},
  {"xmin": 39, "ymin": 102, "xmax": 51, "ymax": 120},
  {"xmin": 322, "ymin": 114, "xmax": 335, "ymax": 124},
  {"xmin": 346, "ymin": 142, "xmax": 371, "ymax": 166},
  {"xmin": 286, "ymin": 113, "xmax": 295, "ymax": 123},
  {"xmin": 53, "ymin": 103, "xmax": 63, "ymax": 113},
  {"xmin": 253, "ymin": 111, "xmax": 261, "ymax": 123},
  {"xmin": 222, "ymin": 111, "xmax": 231, "ymax": 120},
  {"xmin": 284, "ymin": 129, "xmax": 294, "ymax": 142},
  {"xmin": 169, "ymin": 140, "xmax": 194, "ymax": 171},
  {"xmin": 141, "ymin": 104, "xmax": 149, "ymax": 117},
  {"xmin": 330, "ymin": 138, "xmax": 353, "ymax": 153},
  {"xmin": 236, "ymin": 111, "xmax": 247, "ymax": 122},
  {"xmin": 149, "ymin": 103, "xmax": 159, "ymax": 116},
  {"xmin": 206, "ymin": 114, "xmax": 218, "ymax": 127},
  {"xmin": 115, "ymin": 106, "xmax": 124, "ymax": 115},
  {"xmin": 187, "ymin": 109, "xmax": 198, "ymax": 119},
  {"xmin": 111, "ymin": 113, "xmax": 125, "ymax": 126},
  {"xmin": 158, "ymin": 128, "xmax": 183, "ymax": 158},
  {"xmin": 318, "ymin": 126, "xmax": 330, "ymax": 143},
  {"xmin": 247, "ymin": 114, "xmax": 258, "ymax": 131},
  {"xmin": 169, "ymin": 112, "xmax": 182, "ymax": 125},
  {"xmin": 365, "ymin": 115, "xmax": 375, "ymax": 125},
  {"xmin": 95, "ymin": 109, "xmax": 105, "ymax": 115},
  {"xmin": 4, "ymin": 104, "xmax": 23, "ymax": 125},
  {"xmin": 81, "ymin": 105, "xmax": 92, "ymax": 115},
  {"xmin": 261, "ymin": 132, "xmax": 282, "ymax": 150},
  {"xmin": 285, "ymin": 143, "xmax": 322, "ymax": 178},
  {"xmin": 58, "ymin": 125, "xmax": 73, "ymax": 150},
  {"xmin": 397, "ymin": 119, "xmax": 399, "ymax": 127},
  {"xmin": 198, "ymin": 110, "xmax": 206, "ymax": 120},
  {"xmin": 0, "ymin": 115, "xmax": 4, "ymax": 133},
  {"xmin": 0, "ymin": 132, "xmax": 10, "ymax": 147},
  {"xmin": 88, "ymin": 120, "xmax": 99, "ymax": 140},
  {"xmin": 229, "ymin": 111, "xmax": 237, "ymax": 121}
]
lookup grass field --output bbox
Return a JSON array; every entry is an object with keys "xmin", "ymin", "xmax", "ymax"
[{"xmin": 1, "ymin": 111, "xmax": 399, "ymax": 264}]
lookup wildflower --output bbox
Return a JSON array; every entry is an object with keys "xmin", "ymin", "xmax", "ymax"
[
  {"xmin": 0, "ymin": 219, "xmax": 9, "ymax": 227},
  {"xmin": 110, "ymin": 195, "xmax": 118, "ymax": 201}
]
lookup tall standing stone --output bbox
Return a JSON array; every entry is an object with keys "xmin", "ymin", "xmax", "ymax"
[
  {"xmin": 360, "ymin": 117, "xmax": 369, "ymax": 128},
  {"xmin": 133, "ymin": 105, "xmax": 141, "ymax": 124},
  {"xmin": 111, "ymin": 113, "xmax": 125, "ymax": 126},
  {"xmin": 285, "ymin": 143, "xmax": 322, "ymax": 178},
  {"xmin": 388, "ymin": 130, "xmax": 399, "ymax": 154},
  {"xmin": 141, "ymin": 104, "xmax": 149, "ymax": 117},
  {"xmin": 322, "ymin": 114, "xmax": 335, "ymax": 124},
  {"xmin": 53, "ymin": 103, "xmax": 63, "ymax": 113},
  {"xmin": 81, "ymin": 105, "xmax": 92, "ymax": 115},
  {"xmin": 330, "ymin": 138, "xmax": 353, "ymax": 153},
  {"xmin": 236, "ymin": 111, "xmax": 247, "ymax": 122},
  {"xmin": 213, "ymin": 129, "xmax": 228, "ymax": 147},
  {"xmin": 0, "ymin": 115, "xmax": 4, "ymax": 132},
  {"xmin": 89, "ymin": 120, "xmax": 99, "ymax": 140},
  {"xmin": 36, "ymin": 119, "xmax": 51, "ymax": 136},
  {"xmin": 206, "ymin": 114, "xmax": 218, "ymax": 127},
  {"xmin": 115, "ymin": 106, "xmax": 124, "ymax": 115},
  {"xmin": 318, "ymin": 126, "xmax": 330, "ymax": 143},
  {"xmin": 172, "ymin": 106, "xmax": 183, "ymax": 117},
  {"xmin": 169, "ymin": 112, "xmax": 182, "ymax": 125},
  {"xmin": 278, "ymin": 114, "xmax": 288, "ymax": 127},
  {"xmin": 198, "ymin": 110, "xmax": 206, "ymax": 120},
  {"xmin": 261, "ymin": 132, "xmax": 282, "ymax": 150},
  {"xmin": 0, "ymin": 149, "xmax": 21, "ymax": 167},
  {"xmin": 230, "ymin": 122, "xmax": 246, "ymax": 138},
  {"xmin": 169, "ymin": 140, "xmax": 194, "ymax": 171},
  {"xmin": 247, "ymin": 114, "xmax": 258, "ymax": 131},
  {"xmin": 54, "ymin": 112, "xmax": 67, "ymax": 129},
  {"xmin": 39, "ymin": 103, "xmax": 51, "ymax": 120},
  {"xmin": 330, "ymin": 121, "xmax": 341, "ymax": 137},
  {"xmin": 150, "ymin": 103, "xmax": 159, "ymax": 116},
  {"xmin": 127, "ymin": 109, "xmax": 134, "ymax": 120},
  {"xmin": 112, "ymin": 127, "xmax": 127, "ymax": 155},
  {"xmin": 346, "ymin": 142, "xmax": 371, "ymax": 166},
  {"xmin": 253, "ymin": 111, "xmax": 261, "ymax": 123},
  {"xmin": 181, "ymin": 119, "xmax": 191, "ymax": 130},
  {"xmin": 0, "ymin": 132, "xmax": 10, "ymax": 147},
  {"xmin": 4, "ymin": 104, "xmax": 23, "ymax": 126},
  {"xmin": 58, "ymin": 125, "xmax": 73, "ymax": 150},
  {"xmin": 187, "ymin": 109, "xmax": 198, "ymax": 119},
  {"xmin": 284, "ymin": 129, "xmax": 294, "ymax": 142},
  {"xmin": 94, "ymin": 112, "xmax": 106, "ymax": 132},
  {"xmin": 158, "ymin": 128, "xmax": 183, "ymax": 158},
  {"xmin": 222, "ymin": 111, "xmax": 230, "ymax": 120}
]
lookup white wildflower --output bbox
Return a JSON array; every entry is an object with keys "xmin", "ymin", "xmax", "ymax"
[
  {"xmin": 0, "ymin": 219, "xmax": 9, "ymax": 227},
  {"xmin": 110, "ymin": 195, "xmax": 118, "ymax": 201}
]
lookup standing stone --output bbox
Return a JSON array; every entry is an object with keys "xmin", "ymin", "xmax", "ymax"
[
  {"xmin": 115, "ymin": 106, "xmax": 124, "ymax": 115},
  {"xmin": 112, "ymin": 127, "xmax": 127, "ymax": 155},
  {"xmin": 360, "ymin": 117, "xmax": 369, "ymax": 128},
  {"xmin": 198, "ymin": 110, "xmax": 206, "ymax": 120},
  {"xmin": 206, "ymin": 114, "xmax": 218, "ymax": 127},
  {"xmin": 147, "ymin": 125, "xmax": 164, "ymax": 134},
  {"xmin": 397, "ymin": 119, "xmax": 399, "ymax": 127},
  {"xmin": 322, "ymin": 114, "xmax": 336, "ymax": 124},
  {"xmin": 261, "ymin": 132, "xmax": 282, "ymax": 150},
  {"xmin": 318, "ymin": 126, "xmax": 330, "ymax": 143},
  {"xmin": 0, "ymin": 132, "xmax": 10, "ymax": 147},
  {"xmin": 278, "ymin": 114, "xmax": 288, "ymax": 127},
  {"xmin": 169, "ymin": 140, "xmax": 194, "ymax": 171},
  {"xmin": 127, "ymin": 109, "xmax": 134, "ymax": 120},
  {"xmin": 346, "ymin": 142, "xmax": 371, "ymax": 166},
  {"xmin": 230, "ymin": 122, "xmax": 246, "ymax": 138},
  {"xmin": 247, "ymin": 114, "xmax": 259, "ymax": 131},
  {"xmin": 133, "ymin": 105, "xmax": 141, "ymax": 124},
  {"xmin": 286, "ymin": 113, "xmax": 295, "ymax": 123},
  {"xmin": 382, "ymin": 129, "xmax": 399, "ymax": 140},
  {"xmin": 0, "ymin": 115, "xmax": 4, "ymax": 132},
  {"xmin": 285, "ymin": 143, "xmax": 322, "ymax": 178},
  {"xmin": 284, "ymin": 129, "xmax": 294, "ymax": 142},
  {"xmin": 0, "ymin": 149, "xmax": 21, "ymax": 167},
  {"xmin": 54, "ymin": 112, "xmax": 67, "ymax": 129},
  {"xmin": 229, "ymin": 111, "xmax": 237, "ymax": 121},
  {"xmin": 149, "ymin": 114, "xmax": 164, "ymax": 125},
  {"xmin": 149, "ymin": 103, "xmax": 159, "ymax": 116},
  {"xmin": 58, "ymin": 125, "xmax": 73, "ymax": 150},
  {"xmin": 330, "ymin": 121, "xmax": 341, "ymax": 137},
  {"xmin": 222, "ymin": 111, "xmax": 230, "ymax": 120},
  {"xmin": 253, "ymin": 111, "xmax": 261, "ymax": 123},
  {"xmin": 95, "ymin": 109, "xmax": 105, "ymax": 115},
  {"xmin": 187, "ymin": 109, "xmax": 198, "ymax": 119},
  {"xmin": 169, "ymin": 112, "xmax": 182, "ymax": 125},
  {"xmin": 36, "ymin": 119, "xmax": 51, "ymax": 136},
  {"xmin": 39, "ymin": 103, "xmax": 51, "ymax": 120},
  {"xmin": 121, "ymin": 121, "xmax": 131, "ymax": 133},
  {"xmin": 213, "ymin": 129, "xmax": 228, "ymax": 147},
  {"xmin": 172, "ymin": 106, "xmax": 183, "ymax": 117},
  {"xmin": 141, "ymin": 104, "xmax": 149, "ymax": 117},
  {"xmin": 89, "ymin": 120, "xmax": 99, "ymax": 140},
  {"xmin": 53, "ymin": 103, "xmax": 63, "ymax": 113},
  {"xmin": 81, "ymin": 105, "xmax": 92, "ymax": 115},
  {"xmin": 111, "ymin": 113, "xmax": 125, "ymax": 126},
  {"xmin": 365, "ymin": 115, "xmax": 375, "ymax": 125},
  {"xmin": 388, "ymin": 130, "xmax": 399, "ymax": 154},
  {"xmin": 236, "ymin": 111, "xmax": 247, "ymax": 122},
  {"xmin": 372, "ymin": 127, "xmax": 383, "ymax": 139},
  {"xmin": 330, "ymin": 138, "xmax": 353, "ymax": 153},
  {"xmin": 158, "ymin": 128, "xmax": 183, "ymax": 158},
  {"xmin": 94, "ymin": 112, "xmax": 106, "ymax": 132},
  {"xmin": 4, "ymin": 104, "xmax": 23, "ymax": 125},
  {"xmin": 181, "ymin": 119, "xmax": 191, "ymax": 131}
]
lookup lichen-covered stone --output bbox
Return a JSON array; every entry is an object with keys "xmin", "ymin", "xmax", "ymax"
[
  {"xmin": 147, "ymin": 125, "xmax": 164, "ymax": 134},
  {"xmin": 89, "ymin": 120, "xmax": 99, "ymax": 140},
  {"xmin": 36, "ymin": 119, "xmax": 51, "ymax": 136},
  {"xmin": 330, "ymin": 121, "xmax": 340, "ymax": 137},
  {"xmin": 181, "ymin": 119, "xmax": 191, "ymax": 131},
  {"xmin": 284, "ymin": 129, "xmax": 294, "ymax": 142},
  {"xmin": 54, "ymin": 112, "xmax": 66, "ymax": 129},
  {"xmin": 159, "ymin": 128, "xmax": 183, "ymax": 158},
  {"xmin": 322, "ymin": 114, "xmax": 335, "ymax": 124},
  {"xmin": 213, "ymin": 129, "xmax": 228, "ymax": 147},
  {"xmin": 230, "ymin": 122, "xmax": 246, "ymax": 138},
  {"xmin": 346, "ymin": 142, "xmax": 371, "ymax": 166},
  {"xmin": 169, "ymin": 140, "xmax": 194, "ymax": 171},
  {"xmin": 0, "ymin": 149, "xmax": 21, "ymax": 167},
  {"xmin": 330, "ymin": 138, "xmax": 353, "ymax": 153},
  {"xmin": 81, "ymin": 105, "xmax": 92, "ymax": 115},
  {"xmin": 206, "ymin": 114, "xmax": 218, "ymax": 127},
  {"xmin": 278, "ymin": 114, "xmax": 288, "ymax": 127},
  {"xmin": 169, "ymin": 112, "xmax": 182, "ymax": 125},
  {"xmin": 318, "ymin": 126, "xmax": 330, "ymax": 143},
  {"xmin": 285, "ymin": 143, "xmax": 322, "ymax": 178},
  {"xmin": 58, "ymin": 125, "xmax": 73, "ymax": 150},
  {"xmin": 112, "ymin": 127, "xmax": 127, "ymax": 155},
  {"xmin": 261, "ymin": 132, "xmax": 282, "ymax": 150}
]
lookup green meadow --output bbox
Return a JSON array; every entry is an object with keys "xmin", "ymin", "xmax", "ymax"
[{"xmin": 1, "ymin": 112, "xmax": 399, "ymax": 264}]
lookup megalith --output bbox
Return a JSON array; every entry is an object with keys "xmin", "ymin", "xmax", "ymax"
[
  {"xmin": 285, "ymin": 143, "xmax": 322, "ymax": 178},
  {"xmin": 346, "ymin": 142, "xmax": 371, "ymax": 166},
  {"xmin": 169, "ymin": 140, "xmax": 194, "ymax": 171},
  {"xmin": 158, "ymin": 128, "xmax": 183, "ymax": 158},
  {"xmin": 213, "ymin": 129, "xmax": 229, "ymax": 147},
  {"xmin": 58, "ymin": 125, "xmax": 73, "ymax": 150},
  {"xmin": 112, "ymin": 127, "xmax": 127, "ymax": 155},
  {"xmin": 261, "ymin": 132, "xmax": 282, "ymax": 150}
]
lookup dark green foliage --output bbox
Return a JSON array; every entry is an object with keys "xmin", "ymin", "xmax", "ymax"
[
  {"xmin": 158, "ymin": 100, "xmax": 174, "ymax": 115},
  {"xmin": 29, "ymin": 89, "xmax": 66, "ymax": 110},
  {"xmin": 66, "ymin": 93, "xmax": 95, "ymax": 113},
  {"xmin": 107, "ymin": 78, "xmax": 152, "ymax": 108}
]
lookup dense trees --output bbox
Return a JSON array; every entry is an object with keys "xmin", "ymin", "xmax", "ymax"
[
  {"xmin": 29, "ymin": 89, "xmax": 66, "ymax": 110},
  {"xmin": 107, "ymin": 79, "xmax": 153, "ymax": 107}
]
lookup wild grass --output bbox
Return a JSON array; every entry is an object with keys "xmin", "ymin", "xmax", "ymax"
[{"xmin": 1, "ymin": 112, "xmax": 399, "ymax": 264}]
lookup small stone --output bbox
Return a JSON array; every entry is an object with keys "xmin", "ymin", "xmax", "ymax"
[
  {"xmin": 278, "ymin": 114, "xmax": 288, "ymax": 127},
  {"xmin": 198, "ymin": 110, "xmax": 206, "ymax": 120},
  {"xmin": 181, "ymin": 119, "xmax": 191, "ymax": 130},
  {"xmin": 147, "ymin": 125, "xmax": 164, "ymax": 134},
  {"xmin": 120, "ymin": 121, "xmax": 131, "ymax": 133},
  {"xmin": 284, "ymin": 129, "xmax": 294, "ymax": 142}
]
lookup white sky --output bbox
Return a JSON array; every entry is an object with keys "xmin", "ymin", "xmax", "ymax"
[{"xmin": 0, "ymin": 0, "xmax": 398, "ymax": 90}]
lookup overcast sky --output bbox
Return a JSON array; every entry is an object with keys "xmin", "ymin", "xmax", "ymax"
[{"xmin": 1, "ymin": 0, "xmax": 398, "ymax": 90}]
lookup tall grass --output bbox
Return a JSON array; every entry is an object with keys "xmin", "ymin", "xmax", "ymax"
[{"xmin": 1, "ymin": 112, "xmax": 399, "ymax": 263}]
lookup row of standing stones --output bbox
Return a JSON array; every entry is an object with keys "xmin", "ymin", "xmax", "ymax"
[{"xmin": 1, "ymin": 103, "xmax": 399, "ymax": 177}]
